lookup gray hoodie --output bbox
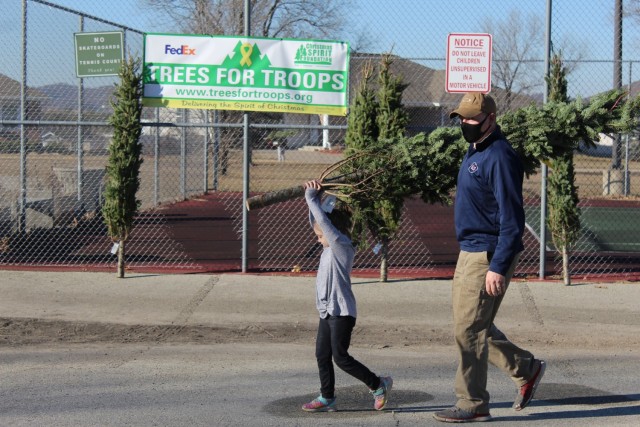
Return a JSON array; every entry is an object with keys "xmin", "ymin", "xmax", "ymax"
[{"xmin": 306, "ymin": 187, "xmax": 357, "ymax": 319}]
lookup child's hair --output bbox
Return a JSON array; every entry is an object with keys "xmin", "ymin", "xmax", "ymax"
[{"xmin": 326, "ymin": 203, "xmax": 353, "ymax": 240}]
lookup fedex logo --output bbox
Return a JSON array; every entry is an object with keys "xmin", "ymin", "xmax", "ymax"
[{"xmin": 164, "ymin": 44, "xmax": 196, "ymax": 55}]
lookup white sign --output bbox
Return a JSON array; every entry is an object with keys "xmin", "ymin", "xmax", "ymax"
[
  {"xmin": 445, "ymin": 33, "xmax": 492, "ymax": 93},
  {"xmin": 143, "ymin": 33, "xmax": 350, "ymax": 116}
]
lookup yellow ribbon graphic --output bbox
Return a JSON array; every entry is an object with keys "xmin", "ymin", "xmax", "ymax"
[{"xmin": 239, "ymin": 43, "xmax": 253, "ymax": 67}]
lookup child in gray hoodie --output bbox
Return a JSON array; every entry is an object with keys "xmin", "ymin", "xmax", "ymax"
[{"xmin": 301, "ymin": 179, "xmax": 392, "ymax": 413}]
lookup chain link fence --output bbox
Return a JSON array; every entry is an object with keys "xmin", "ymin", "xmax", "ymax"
[{"xmin": 1, "ymin": 0, "xmax": 639, "ymax": 279}]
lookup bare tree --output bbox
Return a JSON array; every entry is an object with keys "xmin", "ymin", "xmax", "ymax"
[
  {"xmin": 482, "ymin": 9, "xmax": 587, "ymax": 108},
  {"xmin": 625, "ymin": 0, "xmax": 640, "ymax": 18},
  {"xmin": 143, "ymin": 0, "xmax": 350, "ymax": 38},
  {"xmin": 482, "ymin": 10, "xmax": 544, "ymax": 107}
]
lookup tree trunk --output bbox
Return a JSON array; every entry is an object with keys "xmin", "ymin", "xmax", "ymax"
[
  {"xmin": 117, "ymin": 240, "xmax": 126, "ymax": 278},
  {"xmin": 562, "ymin": 244, "xmax": 571, "ymax": 286},
  {"xmin": 245, "ymin": 174, "xmax": 351, "ymax": 211},
  {"xmin": 379, "ymin": 239, "xmax": 388, "ymax": 282},
  {"xmin": 246, "ymin": 185, "xmax": 305, "ymax": 210}
]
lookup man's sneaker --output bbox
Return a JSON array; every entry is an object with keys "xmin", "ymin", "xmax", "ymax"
[
  {"xmin": 433, "ymin": 406, "xmax": 492, "ymax": 423},
  {"xmin": 513, "ymin": 359, "xmax": 546, "ymax": 411},
  {"xmin": 301, "ymin": 395, "xmax": 337, "ymax": 412},
  {"xmin": 371, "ymin": 376, "xmax": 393, "ymax": 410}
]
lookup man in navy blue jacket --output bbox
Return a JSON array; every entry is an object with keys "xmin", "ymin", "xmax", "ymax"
[{"xmin": 434, "ymin": 93, "xmax": 546, "ymax": 423}]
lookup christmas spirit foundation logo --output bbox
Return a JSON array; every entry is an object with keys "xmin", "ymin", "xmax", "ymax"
[{"xmin": 295, "ymin": 43, "xmax": 333, "ymax": 65}]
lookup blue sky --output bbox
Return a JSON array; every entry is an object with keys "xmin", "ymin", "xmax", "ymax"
[
  {"xmin": 4, "ymin": 0, "xmax": 640, "ymax": 97},
  {"xmin": 41, "ymin": 0, "xmax": 636, "ymax": 56}
]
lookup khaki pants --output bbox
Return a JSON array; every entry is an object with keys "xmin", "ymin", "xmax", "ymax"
[{"xmin": 452, "ymin": 250, "xmax": 535, "ymax": 413}]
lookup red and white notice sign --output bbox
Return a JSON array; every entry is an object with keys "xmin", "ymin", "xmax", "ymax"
[{"xmin": 446, "ymin": 33, "xmax": 492, "ymax": 93}]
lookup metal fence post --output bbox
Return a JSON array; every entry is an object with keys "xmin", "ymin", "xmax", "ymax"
[
  {"xmin": 77, "ymin": 15, "xmax": 85, "ymax": 211},
  {"xmin": 242, "ymin": 0, "xmax": 251, "ymax": 273},
  {"xmin": 154, "ymin": 107, "xmax": 159, "ymax": 206},
  {"xmin": 18, "ymin": 0, "xmax": 28, "ymax": 233},
  {"xmin": 611, "ymin": 0, "xmax": 623, "ymax": 174},
  {"xmin": 213, "ymin": 110, "xmax": 219, "ymax": 191},
  {"xmin": 181, "ymin": 108, "xmax": 187, "ymax": 200},
  {"xmin": 204, "ymin": 111, "xmax": 209, "ymax": 193},
  {"xmin": 539, "ymin": 0, "xmax": 552, "ymax": 279},
  {"xmin": 625, "ymin": 60, "xmax": 633, "ymax": 196}
]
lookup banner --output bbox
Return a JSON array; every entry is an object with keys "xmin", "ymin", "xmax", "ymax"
[{"xmin": 143, "ymin": 33, "xmax": 350, "ymax": 116}]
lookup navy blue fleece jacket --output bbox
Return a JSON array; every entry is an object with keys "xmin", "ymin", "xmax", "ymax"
[{"xmin": 454, "ymin": 126, "xmax": 525, "ymax": 275}]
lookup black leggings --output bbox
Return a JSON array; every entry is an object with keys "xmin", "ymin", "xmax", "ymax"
[{"xmin": 315, "ymin": 315, "xmax": 380, "ymax": 399}]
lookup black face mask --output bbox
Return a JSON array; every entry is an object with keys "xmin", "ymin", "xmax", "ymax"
[{"xmin": 460, "ymin": 115, "xmax": 489, "ymax": 143}]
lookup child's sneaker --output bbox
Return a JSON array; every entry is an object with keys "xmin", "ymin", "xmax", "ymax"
[
  {"xmin": 301, "ymin": 395, "xmax": 337, "ymax": 412},
  {"xmin": 371, "ymin": 376, "xmax": 393, "ymax": 410}
]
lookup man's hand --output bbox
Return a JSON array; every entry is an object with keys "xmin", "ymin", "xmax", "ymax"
[{"xmin": 486, "ymin": 270, "xmax": 506, "ymax": 297}]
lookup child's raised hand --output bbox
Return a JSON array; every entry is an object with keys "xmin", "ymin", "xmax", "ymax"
[{"xmin": 303, "ymin": 180, "xmax": 323, "ymax": 191}]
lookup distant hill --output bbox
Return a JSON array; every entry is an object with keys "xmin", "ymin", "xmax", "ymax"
[{"xmin": 36, "ymin": 83, "xmax": 115, "ymax": 112}]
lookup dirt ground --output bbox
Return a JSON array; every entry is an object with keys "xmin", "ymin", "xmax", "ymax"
[
  {"xmin": 1, "ymin": 316, "xmax": 632, "ymax": 351},
  {"xmin": 0, "ymin": 317, "xmax": 444, "ymax": 347}
]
